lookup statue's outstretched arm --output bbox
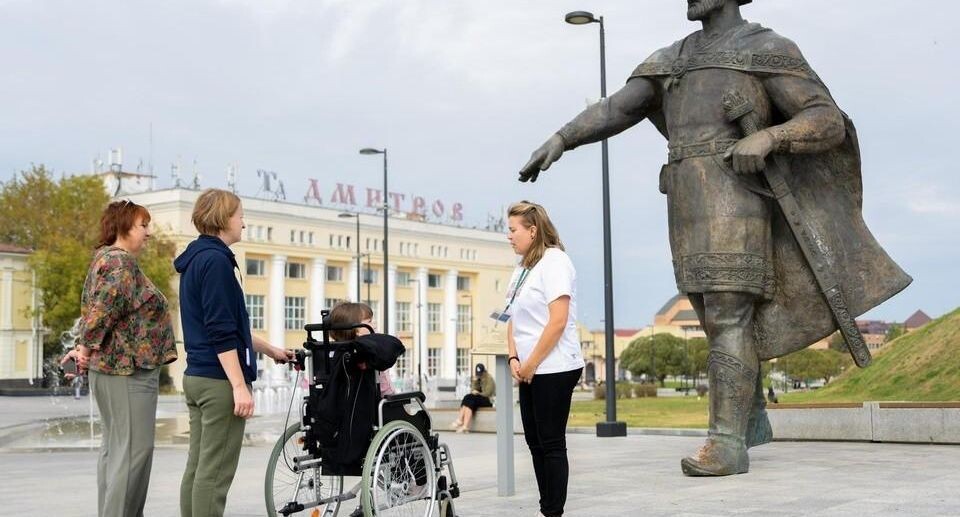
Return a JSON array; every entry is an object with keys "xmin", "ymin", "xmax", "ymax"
[{"xmin": 519, "ymin": 77, "xmax": 658, "ymax": 183}]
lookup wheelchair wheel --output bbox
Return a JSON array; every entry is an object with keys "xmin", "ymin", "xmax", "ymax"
[
  {"xmin": 361, "ymin": 420, "xmax": 437, "ymax": 516},
  {"xmin": 266, "ymin": 423, "xmax": 344, "ymax": 516},
  {"xmin": 437, "ymin": 498, "xmax": 455, "ymax": 517}
]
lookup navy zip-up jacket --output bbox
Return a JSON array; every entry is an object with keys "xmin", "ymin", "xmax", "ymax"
[{"xmin": 174, "ymin": 235, "xmax": 257, "ymax": 384}]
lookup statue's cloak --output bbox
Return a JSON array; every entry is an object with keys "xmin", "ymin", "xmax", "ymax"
[{"xmin": 629, "ymin": 23, "xmax": 912, "ymax": 360}]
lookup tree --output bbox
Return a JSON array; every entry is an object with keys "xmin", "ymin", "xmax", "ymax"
[
  {"xmin": 885, "ymin": 324, "xmax": 906, "ymax": 343},
  {"xmin": 687, "ymin": 337, "xmax": 709, "ymax": 383},
  {"xmin": 620, "ymin": 333, "xmax": 688, "ymax": 386},
  {"xmin": 828, "ymin": 331, "xmax": 847, "ymax": 352},
  {"xmin": 0, "ymin": 166, "xmax": 177, "ymax": 359},
  {"xmin": 775, "ymin": 348, "xmax": 850, "ymax": 387}
]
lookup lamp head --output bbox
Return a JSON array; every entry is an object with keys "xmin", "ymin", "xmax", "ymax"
[
  {"xmin": 359, "ymin": 147, "xmax": 385, "ymax": 155},
  {"xmin": 565, "ymin": 11, "xmax": 597, "ymax": 25}
]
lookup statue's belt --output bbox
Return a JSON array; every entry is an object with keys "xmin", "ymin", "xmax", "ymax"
[
  {"xmin": 668, "ymin": 139, "xmax": 738, "ymax": 163},
  {"xmin": 629, "ymin": 51, "xmax": 816, "ymax": 81}
]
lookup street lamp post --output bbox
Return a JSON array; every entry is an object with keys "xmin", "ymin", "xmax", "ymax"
[
  {"xmin": 410, "ymin": 278, "xmax": 425, "ymax": 391},
  {"xmin": 359, "ymin": 147, "xmax": 389, "ymax": 332},
  {"xmin": 362, "ymin": 253, "xmax": 373, "ymax": 305},
  {"xmin": 337, "ymin": 212, "xmax": 361, "ymax": 302},
  {"xmin": 565, "ymin": 10, "xmax": 625, "ymax": 438}
]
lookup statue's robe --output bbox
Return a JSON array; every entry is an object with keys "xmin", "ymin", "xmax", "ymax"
[{"xmin": 628, "ymin": 22, "xmax": 911, "ymax": 360}]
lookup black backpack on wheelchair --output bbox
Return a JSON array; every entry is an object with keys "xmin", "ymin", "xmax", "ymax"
[{"xmin": 309, "ymin": 333, "xmax": 405, "ymax": 476}]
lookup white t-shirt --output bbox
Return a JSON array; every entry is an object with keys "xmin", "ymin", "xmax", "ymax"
[{"xmin": 508, "ymin": 248, "xmax": 585, "ymax": 375}]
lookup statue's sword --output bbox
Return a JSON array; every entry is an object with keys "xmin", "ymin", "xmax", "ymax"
[{"xmin": 721, "ymin": 91, "xmax": 872, "ymax": 368}]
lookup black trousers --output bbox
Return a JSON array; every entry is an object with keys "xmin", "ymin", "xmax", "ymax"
[{"xmin": 518, "ymin": 367, "xmax": 582, "ymax": 517}]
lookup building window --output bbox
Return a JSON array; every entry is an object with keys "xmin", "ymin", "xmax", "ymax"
[
  {"xmin": 456, "ymin": 276, "xmax": 470, "ymax": 291},
  {"xmin": 324, "ymin": 298, "xmax": 345, "ymax": 310},
  {"xmin": 457, "ymin": 304, "xmax": 471, "ymax": 335},
  {"xmin": 245, "ymin": 258, "xmax": 265, "ymax": 277},
  {"xmin": 427, "ymin": 303, "xmax": 442, "ymax": 333},
  {"xmin": 245, "ymin": 295, "xmax": 265, "ymax": 330},
  {"xmin": 284, "ymin": 297, "xmax": 306, "ymax": 330},
  {"xmin": 368, "ymin": 301, "xmax": 379, "ymax": 328},
  {"xmin": 427, "ymin": 348, "xmax": 440, "ymax": 377},
  {"xmin": 308, "ymin": 232, "xmax": 314, "ymax": 245},
  {"xmin": 299, "ymin": 231, "xmax": 305, "ymax": 244},
  {"xmin": 427, "ymin": 273, "xmax": 441, "ymax": 289},
  {"xmin": 394, "ymin": 354, "xmax": 408, "ymax": 378},
  {"xmin": 290, "ymin": 229, "xmax": 296, "ymax": 243},
  {"xmin": 456, "ymin": 348, "xmax": 469, "ymax": 376},
  {"xmin": 364, "ymin": 268, "xmax": 379, "ymax": 285},
  {"xmin": 286, "ymin": 262, "xmax": 306, "ymax": 279},
  {"xmin": 396, "ymin": 302, "xmax": 411, "ymax": 332},
  {"xmin": 396, "ymin": 271, "xmax": 412, "ymax": 287},
  {"xmin": 326, "ymin": 266, "xmax": 343, "ymax": 282},
  {"xmin": 267, "ymin": 227, "xmax": 273, "ymax": 241}
]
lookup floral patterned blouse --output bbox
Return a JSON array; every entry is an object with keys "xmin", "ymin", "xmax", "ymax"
[{"xmin": 75, "ymin": 246, "xmax": 177, "ymax": 375}]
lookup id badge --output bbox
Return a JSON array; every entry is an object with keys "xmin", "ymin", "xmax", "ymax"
[{"xmin": 489, "ymin": 311, "xmax": 511, "ymax": 323}]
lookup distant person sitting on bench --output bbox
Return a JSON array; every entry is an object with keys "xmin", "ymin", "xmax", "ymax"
[{"xmin": 450, "ymin": 363, "xmax": 495, "ymax": 433}]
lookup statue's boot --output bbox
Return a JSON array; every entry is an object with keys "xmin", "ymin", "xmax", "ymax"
[
  {"xmin": 746, "ymin": 373, "xmax": 772, "ymax": 448},
  {"xmin": 681, "ymin": 292, "xmax": 759, "ymax": 476}
]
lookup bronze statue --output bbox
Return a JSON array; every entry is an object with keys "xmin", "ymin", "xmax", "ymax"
[{"xmin": 519, "ymin": 0, "xmax": 911, "ymax": 476}]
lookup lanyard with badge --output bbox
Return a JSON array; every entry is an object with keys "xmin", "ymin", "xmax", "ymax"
[{"xmin": 490, "ymin": 267, "xmax": 530, "ymax": 325}]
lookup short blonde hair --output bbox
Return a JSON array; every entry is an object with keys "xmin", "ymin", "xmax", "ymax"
[
  {"xmin": 192, "ymin": 189, "xmax": 241, "ymax": 236},
  {"xmin": 508, "ymin": 200, "xmax": 564, "ymax": 269}
]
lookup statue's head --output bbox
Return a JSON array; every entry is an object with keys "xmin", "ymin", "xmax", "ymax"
[{"xmin": 687, "ymin": 0, "xmax": 751, "ymax": 21}]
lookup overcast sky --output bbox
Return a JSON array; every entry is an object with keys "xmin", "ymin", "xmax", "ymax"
[{"xmin": 1, "ymin": 0, "xmax": 956, "ymax": 328}]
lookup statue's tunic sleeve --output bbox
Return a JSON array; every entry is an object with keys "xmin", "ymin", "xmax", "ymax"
[{"xmin": 756, "ymin": 36, "xmax": 845, "ymax": 154}]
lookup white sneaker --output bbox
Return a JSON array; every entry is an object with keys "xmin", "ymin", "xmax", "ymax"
[{"xmin": 449, "ymin": 420, "xmax": 463, "ymax": 430}]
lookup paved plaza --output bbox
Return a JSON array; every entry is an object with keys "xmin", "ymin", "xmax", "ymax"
[{"xmin": 1, "ymin": 396, "xmax": 959, "ymax": 516}]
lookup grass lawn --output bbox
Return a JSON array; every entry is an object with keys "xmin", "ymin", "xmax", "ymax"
[{"xmin": 568, "ymin": 396, "xmax": 708, "ymax": 428}]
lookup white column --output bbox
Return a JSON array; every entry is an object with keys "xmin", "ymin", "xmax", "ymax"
[
  {"xmin": 310, "ymin": 257, "xmax": 326, "ymax": 325},
  {"xmin": 1, "ymin": 270, "xmax": 13, "ymax": 330},
  {"xmin": 387, "ymin": 264, "xmax": 397, "ymax": 336},
  {"xmin": 348, "ymin": 261, "xmax": 360, "ymax": 303},
  {"xmin": 0, "ymin": 270, "xmax": 10, "ymax": 380},
  {"xmin": 417, "ymin": 267, "xmax": 428, "ymax": 381},
  {"xmin": 443, "ymin": 269, "xmax": 458, "ymax": 380},
  {"xmin": 268, "ymin": 255, "xmax": 286, "ymax": 381}
]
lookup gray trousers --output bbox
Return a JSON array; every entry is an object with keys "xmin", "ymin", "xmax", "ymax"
[
  {"xmin": 180, "ymin": 375, "xmax": 247, "ymax": 517},
  {"xmin": 89, "ymin": 368, "xmax": 160, "ymax": 517}
]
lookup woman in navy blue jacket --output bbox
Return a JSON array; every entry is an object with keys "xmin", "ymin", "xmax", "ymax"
[{"xmin": 175, "ymin": 188, "xmax": 293, "ymax": 517}]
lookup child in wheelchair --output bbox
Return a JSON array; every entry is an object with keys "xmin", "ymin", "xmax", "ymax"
[
  {"xmin": 327, "ymin": 302, "xmax": 396, "ymax": 398},
  {"xmin": 267, "ymin": 302, "xmax": 458, "ymax": 516}
]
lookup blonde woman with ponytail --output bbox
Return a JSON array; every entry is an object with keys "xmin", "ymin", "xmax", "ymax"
[{"xmin": 504, "ymin": 201, "xmax": 584, "ymax": 517}]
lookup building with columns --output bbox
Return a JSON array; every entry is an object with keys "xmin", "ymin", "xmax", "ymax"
[
  {"xmin": 126, "ymin": 188, "xmax": 516, "ymax": 392},
  {"xmin": 0, "ymin": 244, "xmax": 43, "ymax": 389}
]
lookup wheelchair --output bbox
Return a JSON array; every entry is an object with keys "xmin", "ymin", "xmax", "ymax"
[{"xmin": 265, "ymin": 311, "xmax": 460, "ymax": 517}]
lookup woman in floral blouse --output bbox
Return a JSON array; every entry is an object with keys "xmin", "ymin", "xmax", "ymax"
[{"xmin": 63, "ymin": 199, "xmax": 176, "ymax": 517}]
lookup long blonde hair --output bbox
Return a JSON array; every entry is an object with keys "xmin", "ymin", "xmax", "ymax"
[{"xmin": 508, "ymin": 200, "xmax": 564, "ymax": 269}]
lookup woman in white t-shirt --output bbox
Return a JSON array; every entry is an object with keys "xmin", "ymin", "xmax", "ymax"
[{"xmin": 505, "ymin": 201, "xmax": 584, "ymax": 517}]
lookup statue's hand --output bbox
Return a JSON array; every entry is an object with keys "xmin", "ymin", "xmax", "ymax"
[
  {"xmin": 724, "ymin": 129, "xmax": 776, "ymax": 174},
  {"xmin": 519, "ymin": 134, "xmax": 565, "ymax": 183}
]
